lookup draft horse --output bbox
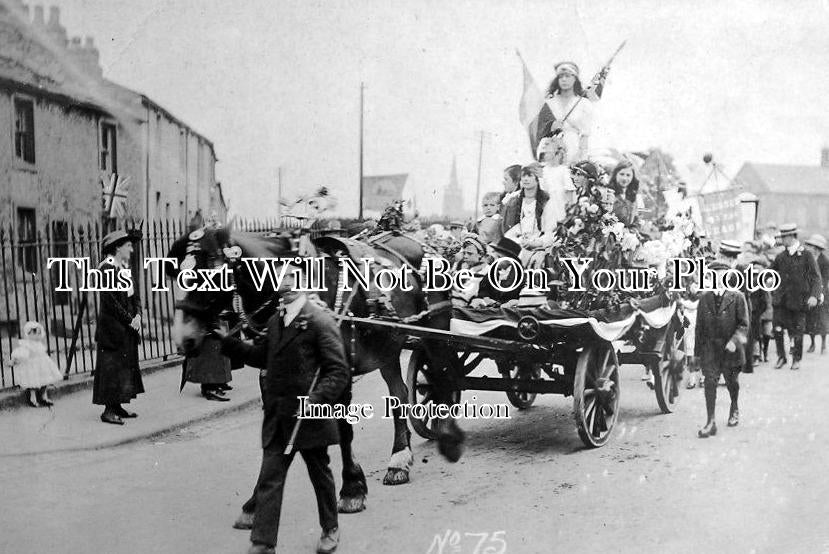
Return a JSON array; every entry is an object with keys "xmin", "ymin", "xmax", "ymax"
[{"xmin": 167, "ymin": 226, "xmax": 464, "ymax": 513}]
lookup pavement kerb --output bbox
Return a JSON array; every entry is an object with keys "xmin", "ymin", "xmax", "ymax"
[
  {"xmin": 1, "ymin": 395, "xmax": 262, "ymax": 458},
  {"xmin": 0, "ymin": 356, "xmax": 185, "ymax": 413}
]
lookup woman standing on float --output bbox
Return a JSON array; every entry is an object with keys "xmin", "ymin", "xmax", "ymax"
[{"xmin": 545, "ymin": 62, "xmax": 593, "ymax": 164}]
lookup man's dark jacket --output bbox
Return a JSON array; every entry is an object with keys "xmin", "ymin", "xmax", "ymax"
[
  {"xmin": 694, "ymin": 290, "xmax": 749, "ymax": 371},
  {"xmin": 221, "ymin": 300, "xmax": 350, "ymax": 451},
  {"xmin": 771, "ymin": 246, "xmax": 822, "ymax": 311}
]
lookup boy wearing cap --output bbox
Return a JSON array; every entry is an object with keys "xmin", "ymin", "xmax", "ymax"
[
  {"xmin": 218, "ymin": 259, "xmax": 349, "ymax": 554},
  {"xmin": 719, "ymin": 239, "xmax": 755, "ymax": 373},
  {"xmin": 694, "ymin": 261, "xmax": 749, "ymax": 437},
  {"xmin": 770, "ymin": 224, "xmax": 822, "ymax": 370}
]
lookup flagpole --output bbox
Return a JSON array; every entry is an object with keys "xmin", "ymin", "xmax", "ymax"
[
  {"xmin": 474, "ymin": 131, "xmax": 484, "ymax": 221},
  {"xmin": 358, "ymin": 82, "xmax": 364, "ymax": 220}
]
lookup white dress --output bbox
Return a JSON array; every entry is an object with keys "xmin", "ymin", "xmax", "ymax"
[
  {"xmin": 11, "ymin": 339, "xmax": 63, "ymax": 389},
  {"xmin": 546, "ymin": 92, "xmax": 593, "ymax": 164},
  {"xmin": 541, "ymin": 165, "xmax": 574, "ymax": 227}
]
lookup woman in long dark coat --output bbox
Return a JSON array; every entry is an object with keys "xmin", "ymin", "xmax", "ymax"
[
  {"xmin": 805, "ymin": 234, "xmax": 829, "ymax": 354},
  {"xmin": 93, "ymin": 230, "xmax": 144, "ymax": 425}
]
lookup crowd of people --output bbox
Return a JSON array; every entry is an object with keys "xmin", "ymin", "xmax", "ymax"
[{"xmin": 8, "ymin": 59, "xmax": 829, "ymax": 553}]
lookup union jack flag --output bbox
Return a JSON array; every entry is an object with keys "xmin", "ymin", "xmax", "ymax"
[{"xmin": 101, "ymin": 173, "xmax": 130, "ymax": 219}]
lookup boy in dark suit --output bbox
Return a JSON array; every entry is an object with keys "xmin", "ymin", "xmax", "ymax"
[
  {"xmin": 694, "ymin": 261, "xmax": 749, "ymax": 438},
  {"xmin": 219, "ymin": 258, "xmax": 350, "ymax": 554}
]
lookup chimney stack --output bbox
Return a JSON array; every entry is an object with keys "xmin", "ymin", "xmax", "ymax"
[
  {"xmin": 33, "ymin": 5, "xmax": 45, "ymax": 26},
  {"xmin": 67, "ymin": 34, "xmax": 103, "ymax": 79},
  {"xmin": 45, "ymin": 6, "xmax": 67, "ymax": 46},
  {"xmin": 822, "ymin": 147, "xmax": 829, "ymax": 169}
]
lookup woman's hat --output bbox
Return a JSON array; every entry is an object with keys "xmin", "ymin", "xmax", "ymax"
[
  {"xmin": 462, "ymin": 235, "xmax": 486, "ymax": 255},
  {"xmin": 571, "ymin": 161, "xmax": 599, "ymax": 181},
  {"xmin": 805, "ymin": 234, "xmax": 827, "ymax": 250},
  {"xmin": 101, "ymin": 230, "xmax": 137, "ymax": 255},
  {"xmin": 23, "ymin": 321, "xmax": 45, "ymax": 338},
  {"xmin": 489, "ymin": 237, "xmax": 521, "ymax": 260}
]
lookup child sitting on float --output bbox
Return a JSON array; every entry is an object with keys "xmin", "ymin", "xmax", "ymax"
[
  {"xmin": 501, "ymin": 164, "xmax": 561, "ymax": 267},
  {"xmin": 450, "ymin": 235, "xmax": 490, "ymax": 307},
  {"xmin": 474, "ymin": 192, "xmax": 503, "ymax": 244},
  {"xmin": 470, "ymin": 237, "xmax": 523, "ymax": 309},
  {"xmin": 608, "ymin": 159, "xmax": 644, "ymax": 227}
]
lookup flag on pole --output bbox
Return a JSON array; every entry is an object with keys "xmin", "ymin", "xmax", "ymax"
[
  {"xmin": 584, "ymin": 40, "xmax": 627, "ymax": 102},
  {"xmin": 517, "ymin": 50, "xmax": 555, "ymax": 160}
]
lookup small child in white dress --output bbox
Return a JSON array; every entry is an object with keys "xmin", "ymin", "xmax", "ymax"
[{"xmin": 10, "ymin": 321, "xmax": 63, "ymax": 407}]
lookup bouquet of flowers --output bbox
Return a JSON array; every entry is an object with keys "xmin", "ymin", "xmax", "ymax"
[{"xmin": 547, "ymin": 182, "xmax": 705, "ymax": 313}]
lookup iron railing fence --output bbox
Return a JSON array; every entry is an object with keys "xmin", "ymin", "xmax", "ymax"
[{"xmin": 0, "ymin": 216, "xmax": 306, "ymax": 390}]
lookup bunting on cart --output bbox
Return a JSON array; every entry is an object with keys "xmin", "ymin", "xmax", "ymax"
[{"xmin": 450, "ymin": 301, "xmax": 676, "ymax": 342}]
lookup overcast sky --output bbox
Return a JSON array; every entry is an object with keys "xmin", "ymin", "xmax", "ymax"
[{"xmin": 45, "ymin": 0, "xmax": 829, "ymax": 218}]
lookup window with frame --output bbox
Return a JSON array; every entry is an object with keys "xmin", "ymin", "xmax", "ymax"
[
  {"xmin": 100, "ymin": 122, "xmax": 117, "ymax": 173},
  {"xmin": 16, "ymin": 208, "xmax": 37, "ymax": 273},
  {"xmin": 50, "ymin": 221, "xmax": 70, "ymax": 304},
  {"xmin": 14, "ymin": 97, "xmax": 35, "ymax": 164}
]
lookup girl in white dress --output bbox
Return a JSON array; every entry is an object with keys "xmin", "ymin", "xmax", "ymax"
[
  {"xmin": 545, "ymin": 62, "xmax": 594, "ymax": 164},
  {"xmin": 10, "ymin": 321, "xmax": 63, "ymax": 407}
]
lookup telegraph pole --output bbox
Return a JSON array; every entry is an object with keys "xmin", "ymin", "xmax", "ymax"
[
  {"xmin": 276, "ymin": 166, "xmax": 283, "ymax": 223},
  {"xmin": 358, "ymin": 82, "xmax": 365, "ymax": 220}
]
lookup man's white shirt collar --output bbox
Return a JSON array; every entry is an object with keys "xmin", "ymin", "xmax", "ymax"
[
  {"xmin": 283, "ymin": 295, "xmax": 306, "ymax": 326},
  {"xmin": 787, "ymin": 241, "xmax": 801, "ymax": 255}
]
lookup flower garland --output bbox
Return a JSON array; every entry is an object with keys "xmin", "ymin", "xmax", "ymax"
[{"xmin": 548, "ymin": 184, "xmax": 706, "ymax": 313}]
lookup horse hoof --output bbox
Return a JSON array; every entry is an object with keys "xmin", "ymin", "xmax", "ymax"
[
  {"xmin": 437, "ymin": 434, "xmax": 465, "ymax": 463},
  {"xmin": 382, "ymin": 468, "xmax": 410, "ymax": 486},
  {"xmin": 338, "ymin": 495, "xmax": 366, "ymax": 513}
]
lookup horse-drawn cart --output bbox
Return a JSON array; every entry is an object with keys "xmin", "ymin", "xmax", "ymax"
[{"xmin": 347, "ymin": 292, "xmax": 688, "ymax": 449}]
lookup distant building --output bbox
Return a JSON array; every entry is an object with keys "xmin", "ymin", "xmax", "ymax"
[
  {"xmin": 441, "ymin": 156, "xmax": 468, "ymax": 219},
  {"xmin": 361, "ymin": 173, "xmax": 407, "ymax": 218},
  {"xmin": 734, "ymin": 149, "xmax": 829, "ymax": 239},
  {"xmin": 0, "ymin": 1, "xmax": 224, "ymax": 237}
]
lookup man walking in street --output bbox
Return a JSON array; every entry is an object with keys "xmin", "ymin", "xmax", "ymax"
[
  {"xmin": 695, "ymin": 261, "xmax": 749, "ymax": 438},
  {"xmin": 218, "ymin": 255, "xmax": 349, "ymax": 554},
  {"xmin": 770, "ymin": 223, "xmax": 822, "ymax": 370}
]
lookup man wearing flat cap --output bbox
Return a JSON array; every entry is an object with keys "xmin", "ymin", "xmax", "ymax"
[
  {"xmin": 694, "ymin": 260, "xmax": 749, "ymax": 437},
  {"xmin": 804, "ymin": 234, "xmax": 829, "ymax": 355},
  {"xmin": 770, "ymin": 223, "xmax": 822, "ymax": 370}
]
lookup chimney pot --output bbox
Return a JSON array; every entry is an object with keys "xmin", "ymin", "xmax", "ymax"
[
  {"xmin": 71, "ymin": 36, "xmax": 81, "ymax": 47},
  {"xmin": 822, "ymin": 147, "xmax": 829, "ymax": 169},
  {"xmin": 33, "ymin": 5, "xmax": 44, "ymax": 25},
  {"xmin": 85, "ymin": 36, "xmax": 94, "ymax": 48}
]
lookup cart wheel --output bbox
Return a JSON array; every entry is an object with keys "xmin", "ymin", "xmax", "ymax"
[
  {"xmin": 573, "ymin": 344, "xmax": 620, "ymax": 448},
  {"xmin": 653, "ymin": 321, "xmax": 687, "ymax": 414},
  {"xmin": 406, "ymin": 346, "xmax": 460, "ymax": 440},
  {"xmin": 502, "ymin": 363, "xmax": 541, "ymax": 410}
]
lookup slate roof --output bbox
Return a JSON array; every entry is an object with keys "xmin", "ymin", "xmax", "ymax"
[{"xmin": 736, "ymin": 163, "xmax": 829, "ymax": 196}]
